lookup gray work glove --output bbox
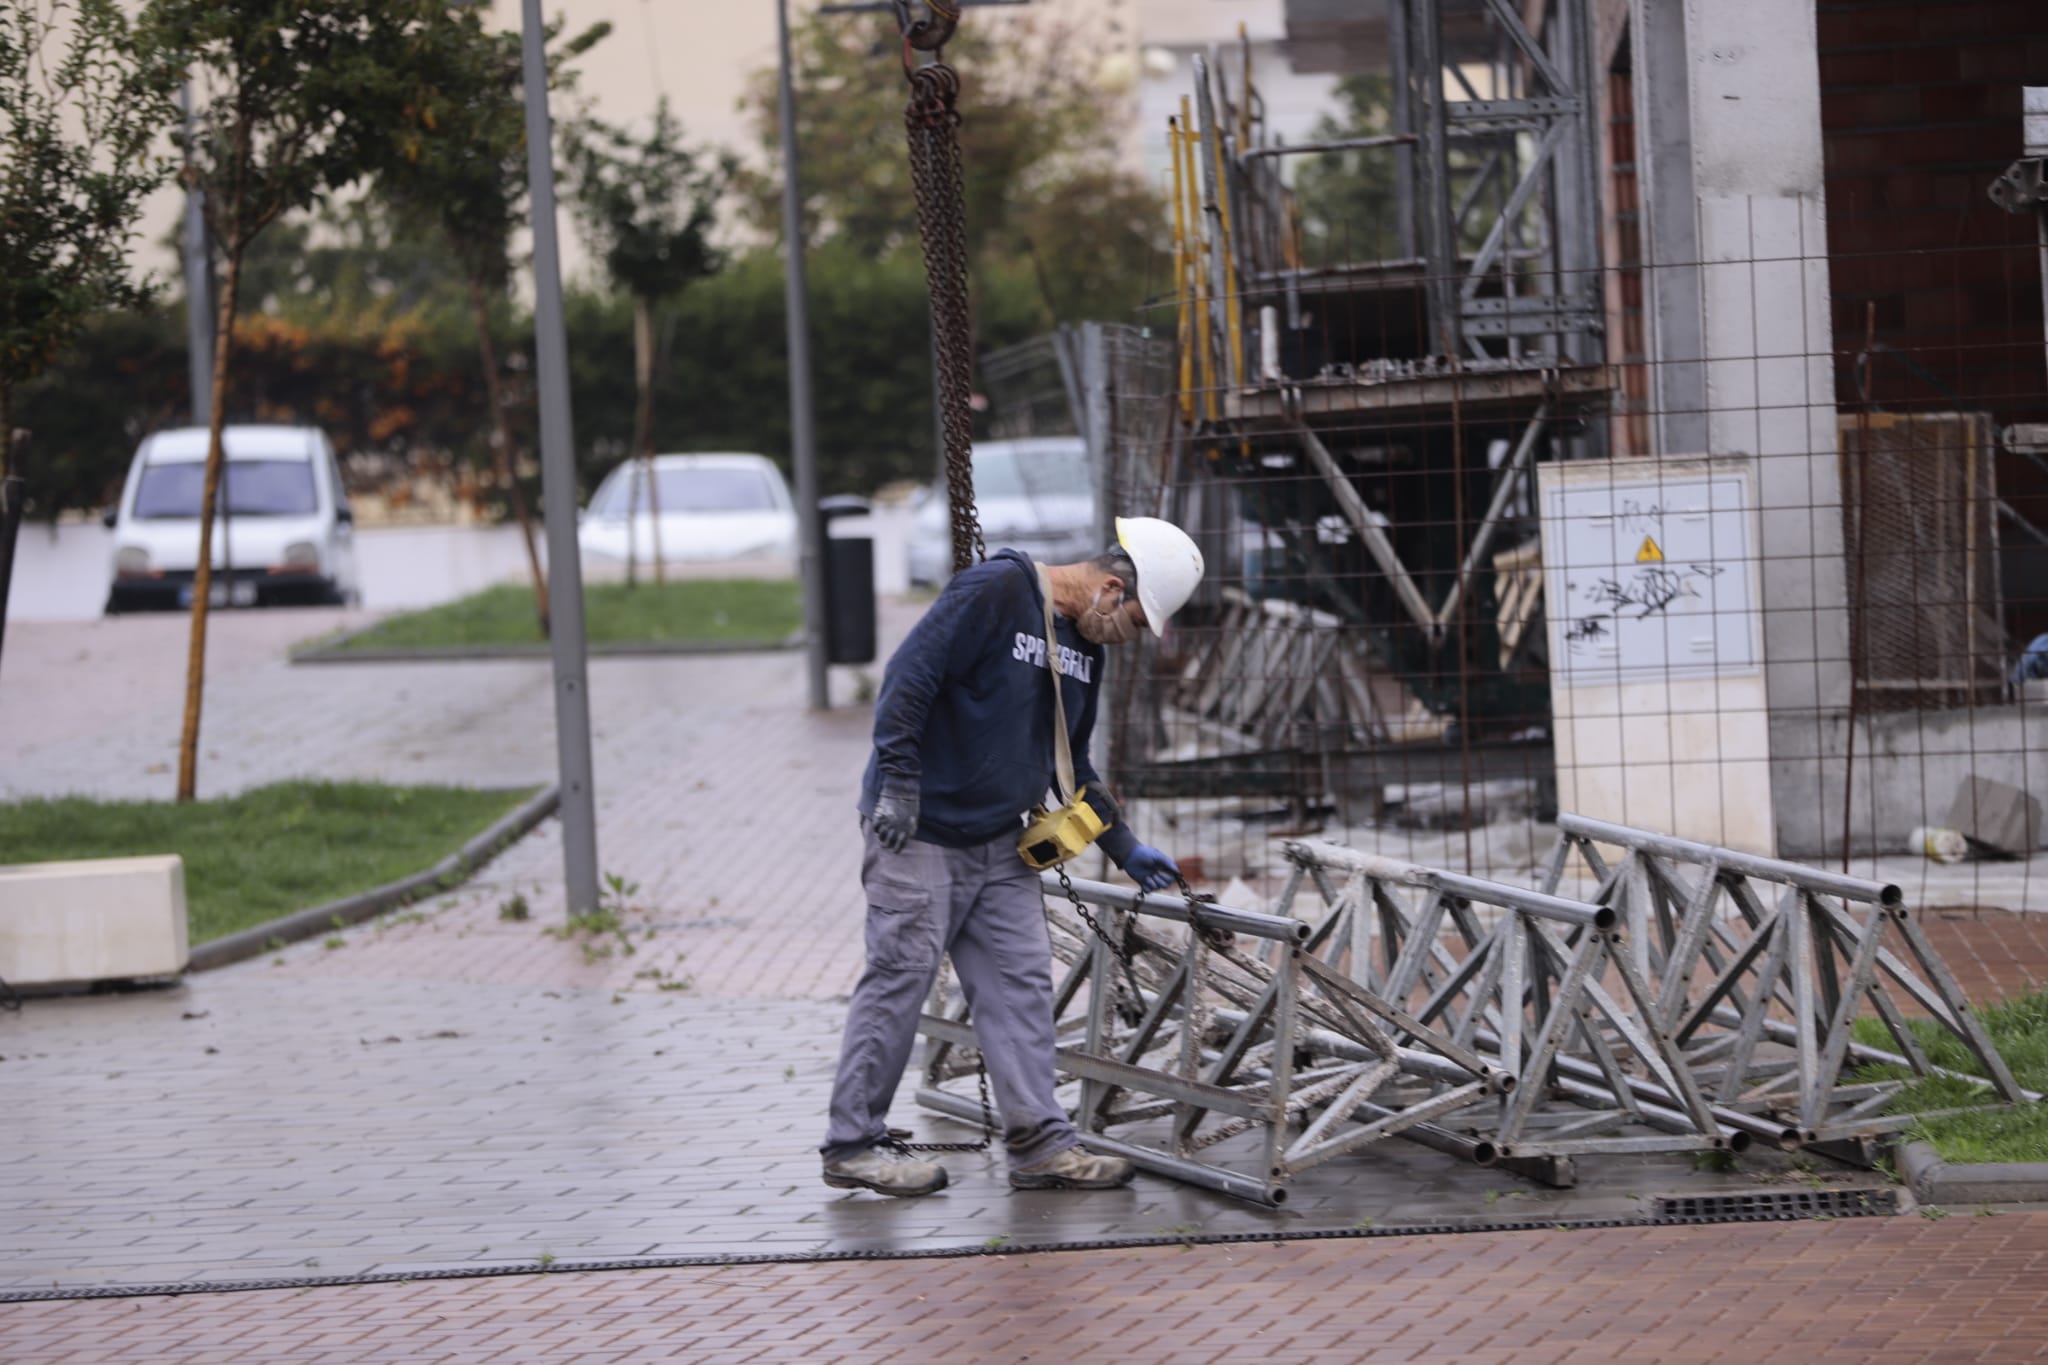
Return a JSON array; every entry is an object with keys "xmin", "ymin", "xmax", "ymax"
[{"xmin": 872, "ymin": 778, "xmax": 921, "ymax": 853}]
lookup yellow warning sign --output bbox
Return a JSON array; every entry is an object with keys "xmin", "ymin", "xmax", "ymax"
[{"xmin": 1635, "ymin": 535, "xmax": 1664, "ymax": 564}]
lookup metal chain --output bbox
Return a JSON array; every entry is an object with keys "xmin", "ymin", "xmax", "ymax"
[
  {"xmin": 903, "ymin": 46, "xmax": 985, "ymax": 574},
  {"xmin": 1055, "ymin": 863, "xmax": 1146, "ymax": 1022},
  {"xmin": 882, "ymin": 16, "xmax": 993, "ymax": 1158},
  {"xmin": 885, "ymin": 1043, "xmax": 994, "ymax": 1154},
  {"xmin": 1169, "ymin": 875, "xmax": 1236, "ymax": 952}
]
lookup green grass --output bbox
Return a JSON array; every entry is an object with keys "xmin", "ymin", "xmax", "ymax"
[
  {"xmin": 328, "ymin": 579, "xmax": 802, "ymax": 652},
  {"xmin": 0, "ymin": 781, "xmax": 534, "ymax": 945},
  {"xmin": 1851, "ymin": 991, "xmax": 2048, "ymax": 1164}
]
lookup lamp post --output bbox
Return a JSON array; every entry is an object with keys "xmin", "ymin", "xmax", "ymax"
[
  {"xmin": 521, "ymin": 0, "xmax": 600, "ymax": 914},
  {"xmin": 777, "ymin": 0, "xmax": 829, "ymax": 712}
]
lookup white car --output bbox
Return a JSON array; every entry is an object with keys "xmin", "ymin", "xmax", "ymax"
[
  {"xmin": 104, "ymin": 424, "xmax": 359, "ymax": 613},
  {"xmin": 578, "ymin": 453, "xmax": 798, "ymax": 568},
  {"xmin": 907, "ymin": 438, "xmax": 1098, "ymax": 586}
]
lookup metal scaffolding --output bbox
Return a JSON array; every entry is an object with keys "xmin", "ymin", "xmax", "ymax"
[{"xmin": 1114, "ymin": 0, "xmax": 1616, "ymax": 846}]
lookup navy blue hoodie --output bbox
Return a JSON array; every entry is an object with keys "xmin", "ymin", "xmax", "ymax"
[{"xmin": 859, "ymin": 549, "xmax": 1139, "ymax": 864}]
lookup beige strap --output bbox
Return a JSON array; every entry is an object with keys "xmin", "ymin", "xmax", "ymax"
[{"xmin": 1035, "ymin": 563, "xmax": 1077, "ymax": 806}]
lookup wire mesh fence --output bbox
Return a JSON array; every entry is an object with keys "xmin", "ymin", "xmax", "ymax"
[{"xmin": 1010, "ymin": 1, "xmax": 2048, "ymax": 930}]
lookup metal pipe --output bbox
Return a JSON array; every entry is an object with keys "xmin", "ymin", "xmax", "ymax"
[
  {"xmin": 1077, "ymin": 1131, "xmax": 1289, "ymax": 1206},
  {"xmin": 1464, "ymin": 1025, "xmax": 1803, "ymax": 1148},
  {"xmin": 1048, "ymin": 872, "xmax": 1308, "ymax": 942},
  {"xmin": 1191, "ymin": 55, "xmax": 1238, "ymax": 392},
  {"xmin": 1179, "ymin": 96, "xmax": 1217, "ymax": 423},
  {"xmin": 1506, "ymin": 1133, "xmax": 1740, "ymax": 1158},
  {"xmin": 520, "ymin": 0, "xmax": 600, "ymax": 914},
  {"xmin": 1248, "ymin": 259, "xmax": 1430, "ymax": 285},
  {"xmin": 1558, "ymin": 814, "xmax": 1903, "ymax": 907},
  {"xmin": 1551, "ymin": 1076, "xmax": 1747, "ymax": 1151},
  {"xmin": 1209, "ymin": 1001, "xmax": 1508, "ymax": 1094},
  {"xmin": 1705, "ymin": 1007, "xmax": 2046, "ymax": 1104},
  {"xmin": 1287, "ymin": 840, "xmax": 1615, "ymax": 929},
  {"xmin": 1388, "ymin": 0, "xmax": 1414, "ymax": 260},
  {"xmin": 1353, "ymin": 1102, "xmax": 1497, "ymax": 1165},
  {"xmin": 1240, "ymin": 134, "xmax": 1418, "ymax": 162},
  {"xmin": 1434, "ymin": 402, "xmax": 1549, "ymax": 629},
  {"xmin": 1294, "ymin": 424, "xmax": 1441, "ymax": 637},
  {"xmin": 918, "ymin": 1088, "xmax": 1286, "ymax": 1204}
]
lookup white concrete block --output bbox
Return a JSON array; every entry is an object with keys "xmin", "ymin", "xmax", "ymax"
[{"xmin": 0, "ymin": 855, "xmax": 189, "ymax": 984}]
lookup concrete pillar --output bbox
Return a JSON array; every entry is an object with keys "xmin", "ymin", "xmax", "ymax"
[
  {"xmin": 1628, "ymin": 0, "xmax": 1851, "ymax": 856},
  {"xmin": 1629, "ymin": 0, "xmax": 1705, "ymax": 457}
]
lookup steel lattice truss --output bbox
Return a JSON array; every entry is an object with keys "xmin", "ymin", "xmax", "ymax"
[
  {"xmin": 1538, "ymin": 815, "xmax": 2039, "ymax": 1151},
  {"xmin": 913, "ymin": 823, "xmax": 2037, "ymax": 1205}
]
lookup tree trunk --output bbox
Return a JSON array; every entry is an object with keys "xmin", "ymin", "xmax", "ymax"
[
  {"xmin": 467, "ymin": 273, "xmax": 549, "ymax": 635},
  {"xmin": 175, "ymin": 238, "xmax": 243, "ymax": 803},
  {"xmin": 632, "ymin": 293, "xmax": 665, "ymax": 585},
  {"xmin": 0, "ymin": 381, "xmax": 12, "ymax": 483}
]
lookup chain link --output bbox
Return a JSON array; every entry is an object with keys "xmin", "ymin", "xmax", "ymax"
[
  {"xmin": 883, "ymin": 16, "xmax": 993, "ymax": 1157},
  {"xmin": 1056, "ymin": 862, "xmax": 1148, "ymax": 1023},
  {"xmin": 885, "ymin": 1043, "xmax": 993, "ymax": 1154},
  {"xmin": 904, "ymin": 55, "xmax": 985, "ymax": 575}
]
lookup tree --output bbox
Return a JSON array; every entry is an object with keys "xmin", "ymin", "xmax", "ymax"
[
  {"xmin": 378, "ymin": 5, "xmax": 607, "ymax": 632},
  {"xmin": 141, "ymin": 0, "xmax": 413, "ymax": 801},
  {"xmin": 1290, "ymin": 74, "xmax": 1402, "ymax": 266},
  {"xmin": 1293, "ymin": 73, "xmax": 1503, "ymax": 266},
  {"xmin": 740, "ymin": 10, "xmax": 1164, "ymax": 326},
  {"xmin": 0, "ymin": 0, "xmax": 174, "ymax": 484},
  {"xmin": 566, "ymin": 99, "xmax": 731, "ymax": 585}
]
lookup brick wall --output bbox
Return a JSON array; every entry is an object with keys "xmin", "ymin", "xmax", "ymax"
[{"xmin": 1818, "ymin": 0, "xmax": 2048, "ymax": 635}]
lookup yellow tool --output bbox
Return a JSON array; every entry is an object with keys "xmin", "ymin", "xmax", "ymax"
[{"xmin": 1018, "ymin": 788, "xmax": 1109, "ymax": 871}]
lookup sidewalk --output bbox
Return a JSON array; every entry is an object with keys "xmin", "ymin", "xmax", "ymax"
[{"xmin": 2, "ymin": 605, "xmax": 2047, "ymax": 1359}]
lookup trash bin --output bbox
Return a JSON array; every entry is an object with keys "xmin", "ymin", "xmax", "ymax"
[{"xmin": 818, "ymin": 495, "xmax": 876, "ymax": 666}]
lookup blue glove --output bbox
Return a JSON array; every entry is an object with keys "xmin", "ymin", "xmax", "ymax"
[
  {"xmin": 872, "ymin": 778, "xmax": 920, "ymax": 853},
  {"xmin": 1123, "ymin": 844, "xmax": 1179, "ymax": 894}
]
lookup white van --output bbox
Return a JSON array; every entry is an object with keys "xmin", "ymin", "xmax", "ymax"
[{"xmin": 103, "ymin": 425, "xmax": 360, "ymax": 613}]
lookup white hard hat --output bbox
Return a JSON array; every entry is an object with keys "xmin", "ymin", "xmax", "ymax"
[{"xmin": 1116, "ymin": 516, "xmax": 1204, "ymax": 637}]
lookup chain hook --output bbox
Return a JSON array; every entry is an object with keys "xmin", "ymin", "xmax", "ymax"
[{"xmin": 893, "ymin": 0, "xmax": 960, "ymax": 54}]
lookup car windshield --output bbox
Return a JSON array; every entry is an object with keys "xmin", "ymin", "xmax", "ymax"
[
  {"xmin": 133, "ymin": 460, "xmax": 319, "ymax": 518},
  {"xmin": 596, "ymin": 465, "xmax": 779, "ymax": 517},
  {"xmin": 973, "ymin": 444, "xmax": 1090, "ymax": 501}
]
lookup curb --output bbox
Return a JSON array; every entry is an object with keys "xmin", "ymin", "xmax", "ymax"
[
  {"xmin": 186, "ymin": 784, "xmax": 560, "ymax": 972},
  {"xmin": 1898, "ymin": 1139, "xmax": 2048, "ymax": 1206},
  {"xmin": 291, "ymin": 630, "xmax": 804, "ymax": 665}
]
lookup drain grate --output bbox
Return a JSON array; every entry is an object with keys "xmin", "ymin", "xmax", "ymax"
[{"xmin": 1652, "ymin": 1187, "xmax": 1899, "ymax": 1222}]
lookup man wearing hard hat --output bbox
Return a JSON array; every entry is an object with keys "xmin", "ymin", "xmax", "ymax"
[{"xmin": 820, "ymin": 516, "xmax": 1206, "ymax": 1197}]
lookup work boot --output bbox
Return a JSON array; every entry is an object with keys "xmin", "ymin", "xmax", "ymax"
[
  {"xmin": 822, "ymin": 1148, "xmax": 949, "ymax": 1197},
  {"xmin": 1009, "ymin": 1146, "xmax": 1135, "ymax": 1191}
]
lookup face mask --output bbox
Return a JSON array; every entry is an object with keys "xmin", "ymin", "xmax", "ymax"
[{"xmin": 1076, "ymin": 586, "xmax": 1139, "ymax": 645}]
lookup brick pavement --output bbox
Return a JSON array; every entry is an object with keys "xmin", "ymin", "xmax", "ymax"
[
  {"xmin": 3, "ymin": 1212, "xmax": 2047, "ymax": 1362},
  {"xmin": 8, "ymin": 963, "xmax": 1832, "ymax": 1294},
  {"xmin": 5, "ymin": 601, "xmax": 2048, "ymax": 1357}
]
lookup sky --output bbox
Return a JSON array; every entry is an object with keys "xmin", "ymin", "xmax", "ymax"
[{"xmin": 131, "ymin": 1, "xmax": 787, "ymax": 288}]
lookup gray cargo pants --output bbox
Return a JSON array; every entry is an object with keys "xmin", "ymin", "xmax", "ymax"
[{"xmin": 820, "ymin": 822, "xmax": 1078, "ymax": 1170}]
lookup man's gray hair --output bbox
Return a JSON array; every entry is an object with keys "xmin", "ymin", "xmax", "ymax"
[{"xmin": 1090, "ymin": 544, "xmax": 1139, "ymax": 591}]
